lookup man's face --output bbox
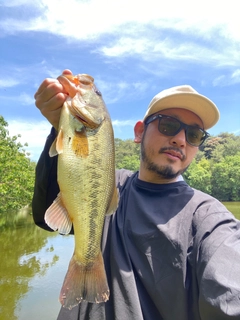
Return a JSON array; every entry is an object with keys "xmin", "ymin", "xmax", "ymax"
[{"xmin": 134, "ymin": 108, "xmax": 203, "ymax": 183}]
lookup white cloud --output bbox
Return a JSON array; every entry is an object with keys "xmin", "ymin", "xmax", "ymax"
[
  {"xmin": 0, "ymin": 0, "xmax": 239, "ymax": 78},
  {"xmin": 1, "ymin": 0, "xmax": 240, "ymax": 42},
  {"xmin": 112, "ymin": 119, "xmax": 136, "ymax": 127},
  {"xmin": 98, "ymin": 38, "xmax": 149, "ymax": 57},
  {"xmin": 7, "ymin": 119, "xmax": 51, "ymax": 161},
  {"xmin": 97, "ymin": 35, "xmax": 240, "ymax": 68},
  {"xmin": 93, "ymin": 75, "xmax": 150, "ymax": 105},
  {"xmin": 19, "ymin": 93, "xmax": 35, "ymax": 105},
  {"xmin": 0, "ymin": 61, "xmax": 63, "ymax": 104},
  {"xmin": 213, "ymin": 69, "xmax": 240, "ymax": 87},
  {"xmin": 213, "ymin": 75, "xmax": 226, "ymax": 87},
  {"xmin": 2, "ymin": 0, "xmax": 240, "ymax": 40},
  {"xmin": 231, "ymin": 69, "xmax": 240, "ymax": 82},
  {"xmin": 112, "ymin": 119, "xmax": 135, "ymax": 139},
  {"xmin": 0, "ymin": 78, "xmax": 20, "ymax": 88},
  {"xmin": 1, "ymin": 0, "xmax": 240, "ymax": 91},
  {"xmin": 233, "ymin": 129, "xmax": 240, "ymax": 134},
  {"xmin": 0, "ymin": 92, "xmax": 35, "ymax": 106},
  {"xmin": 0, "ymin": 0, "xmax": 32, "ymax": 6}
]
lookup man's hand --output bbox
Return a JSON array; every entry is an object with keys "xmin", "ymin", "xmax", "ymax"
[{"xmin": 34, "ymin": 69, "xmax": 72, "ymax": 130}]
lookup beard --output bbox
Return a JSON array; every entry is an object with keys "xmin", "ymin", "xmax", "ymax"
[{"xmin": 141, "ymin": 140, "xmax": 188, "ymax": 181}]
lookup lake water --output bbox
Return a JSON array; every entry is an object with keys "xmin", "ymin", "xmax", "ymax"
[
  {"xmin": 1, "ymin": 202, "xmax": 240, "ymax": 320},
  {"xmin": 0, "ymin": 218, "xmax": 74, "ymax": 320}
]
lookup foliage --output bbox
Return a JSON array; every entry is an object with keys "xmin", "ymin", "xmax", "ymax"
[
  {"xmin": 115, "ymin": 138, "xmax": 140, "ymax": 163},
  {"xmin": 183, "ymin": 158, "xmax": 212, "ymax": 195},
  {"xmin": 117, "ymin": 154, "xmax": 140, "ymax": 172},
  {"xmin": 115, "ymin": 133, "xmax": 240, "ymax": 201},
  {"xmin": 211, "ymin": 153, "xmax": 240, "ymax": 201},
  {"xmin": 1, "ymin": 114, "xmax": 239, "ymax": 222},
  {"xmin": 0, "ymin": 116, "xmax": 36, "ymax": 220},
  {"xmin": 200, "ymin": 133, "xmax": 240, "ymax": 161}
]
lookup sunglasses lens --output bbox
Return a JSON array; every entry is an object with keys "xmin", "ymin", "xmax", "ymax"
[
  {"xmin": 158, "ymin": 117, "xmax": 181, "ymax": 136},
  {"xmin": 157, "ymin": 116, "xmax": 206, "ymax": 146},
  {"xmin": 186, "ymin": 128, "xmax": 205, "ymax": 146}
]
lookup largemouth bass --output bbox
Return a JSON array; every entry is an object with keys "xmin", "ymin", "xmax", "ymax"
[{"xmin": 45, "ymin": 73, "xmax": 118, "ymax": 309}]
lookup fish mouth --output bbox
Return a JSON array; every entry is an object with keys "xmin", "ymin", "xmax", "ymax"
[
  {"xmin": 58, "ymin": 73, "xmax": 104, "ymax": 129},
  {"xmin": 64, "ymin": 74, "xmax": 94, "ymax": 89},
  {"xmin": 74, "ymin": 113, "xmax": 95, "ymax": 128},
  {"xmin": 58, "ymin": 74, "xmax": 95, "ymax": 98},
  {"xmin": 60, "ymin": 76, "xmax": 102, "ymax": 129},
  {"xmin": 69, "ymin": 104, "xmax": 101, "ymax": 130}
]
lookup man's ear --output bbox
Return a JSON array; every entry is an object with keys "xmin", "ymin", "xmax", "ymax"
[{"xmin": 134, "ymin": 121, "xmax": 145, "ymax": 143}]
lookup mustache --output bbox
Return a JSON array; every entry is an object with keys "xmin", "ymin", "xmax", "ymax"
[{"xmin": 159, "ymin": 147, "xmax": 186, "ymax": 161}]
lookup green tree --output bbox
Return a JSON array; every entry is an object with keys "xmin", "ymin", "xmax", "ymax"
[
  {"xmin": 114, "ymin": 135, "xmax": 240, "ymax": 201},
  {"xmin": 211, "ymin": 133, "xmax": 240, "ymax": 162},
  {"xmin": 0, "ymin": 116, "xmax": 35, "ymax": 221},
  {"xmin": 183, "ymin": 158, "xmax": 212, "ymax": 194},
  {"xmin": 201, "ymin": 133, "xmax": 240, "ymax": 161},
  {"xmin": 211, "ymin": 153, "xmax": 240, "ymax": 201},
  {"xmin": 115, "ymin": 138, "xmax": 140, "ymax": 170},
  {"xmin": 118, "ymin": 154, "xmax": 140, "ymax": 171},
  {"xmin": 200, "ymin": 136, "xmax": 222, "ymax": 159}
]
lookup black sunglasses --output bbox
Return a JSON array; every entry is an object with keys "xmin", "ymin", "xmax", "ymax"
[{"xmin": 144, "ymin": 114, "xmax": 209, "ymax": 147}]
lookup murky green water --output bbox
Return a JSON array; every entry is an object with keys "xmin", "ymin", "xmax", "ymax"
[{"xmin": 0, "ymin": 203, "xmax": 239, "ymax": 320}]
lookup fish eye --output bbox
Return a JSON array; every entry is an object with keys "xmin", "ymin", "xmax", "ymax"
[{"xmin": 95, "ymin": 89, "xmax": 102, "ymax": 96}]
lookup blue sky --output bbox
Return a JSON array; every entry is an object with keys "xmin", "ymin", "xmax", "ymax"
[{"xmin": 0, "ymin": 0, "xmax": 239, "ymax": 161}]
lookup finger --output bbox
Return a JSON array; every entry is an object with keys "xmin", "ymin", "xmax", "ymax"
[
  {"xmin": 62, "ymin": 69, "xmax": 73, "ymax": 75},
  {"xmin": 35, "ymin": 83, "xmax": 66, "ymax": 111},
  {"xmin": 37, "ymin": 92, "xmax": 67, "ymax": 129},
  {"xmin": 35, "ymin": 80, "xmax": 68, "ymax": 109},
  {"xmin": 37, "ymin": 91, "xmax": 67, "ymax": 112},
  {"xmin": 34, "ymin": 78, "xmax": 58, "ymax": 99},
  {"xmin": 34, "ymin": 71, "xmax": 72, "ymax": 99}
]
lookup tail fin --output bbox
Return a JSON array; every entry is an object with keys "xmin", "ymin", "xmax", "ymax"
[{"xmin": 59, "ymin": 252, "xmax": 109, "ymax": 309}]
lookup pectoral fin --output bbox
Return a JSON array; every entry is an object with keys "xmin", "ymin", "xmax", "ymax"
[
  {"xmin": 105, "ymin": 186, "xmax": 119, "ymax": 216},
  {"xmin": 45, "ymin": 192, "xmax": 72, "ymax": 234}
]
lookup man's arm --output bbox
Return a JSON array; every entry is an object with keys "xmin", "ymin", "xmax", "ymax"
[
  {"xmin": 193, "ymin": 197, "xmax": 240, "ymax": 318},
  {"xmin": 32, "ymin": 127, "xmax": 59, "ymax": 231},
  {"xmin": 32, "ymin": 69, "xmax": 73, "ymax": 231}
]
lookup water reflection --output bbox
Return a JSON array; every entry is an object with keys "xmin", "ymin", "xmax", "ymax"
[{"xmin": 0, "ymin": 216, "xmax": 73, "ymax": 320}]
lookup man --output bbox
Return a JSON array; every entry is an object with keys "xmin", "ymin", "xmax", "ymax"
[{"xmin": 33, "ymin": 70, "xmax": 240, "ymax": 320}]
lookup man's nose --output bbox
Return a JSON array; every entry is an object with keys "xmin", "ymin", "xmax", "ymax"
[{"xmin": 169, "ymin": 129, "xmax": 186, "ymax": 147}]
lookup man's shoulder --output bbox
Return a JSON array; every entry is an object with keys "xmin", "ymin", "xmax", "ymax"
[
  {"xmin": 115, "ymin": 169, "xmax": 135, "ymax": 188},
  {"xmin": 192, "ymin": 188, "xmax": 219, "ymax": 203},
  {"xmin": 190, "ymin": 188, "xmax": 234, "ymax": 224}
]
